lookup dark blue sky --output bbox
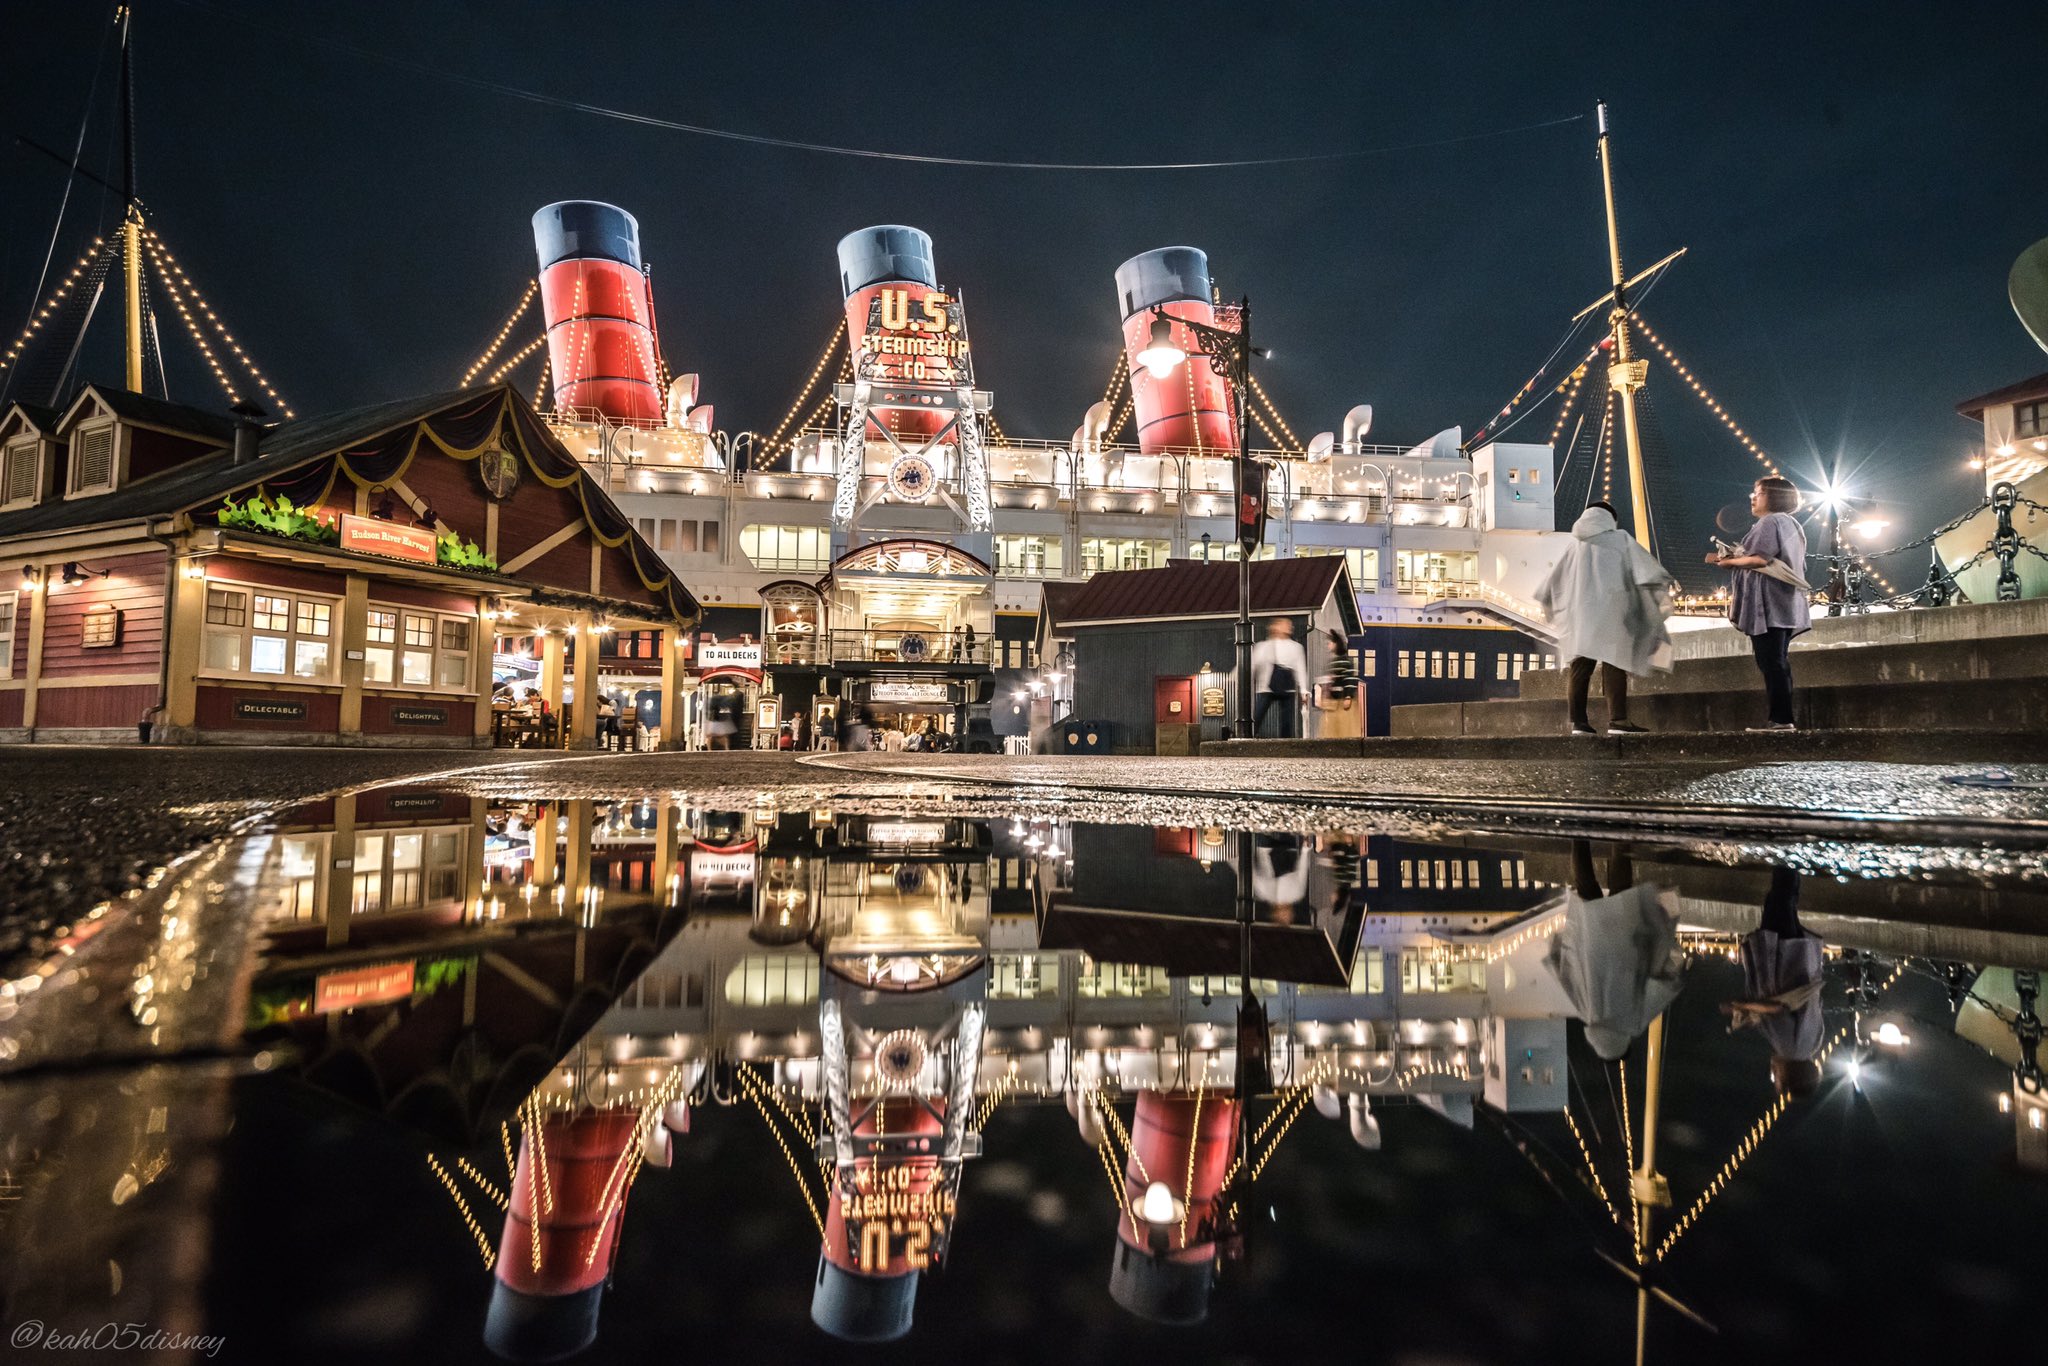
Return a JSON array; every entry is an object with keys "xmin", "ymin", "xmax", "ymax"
[{"xmin": 4, "ymin": 0, "xmax": 2043, "ymax": 548}]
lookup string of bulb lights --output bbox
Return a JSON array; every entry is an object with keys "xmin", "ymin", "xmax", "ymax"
[
  {"xmin": 0, "ymin": 237, "xmax": 107, "ymax": 383},
  {"xmin": 142, "ymin": 231, "xmax": 243, "ymax": 408},
  {"xmin": 460, "ymin": 279, "xmax": 538, "ymax": 386},
  {"xmin": 144, "ymin": 227, "xmax": 294, "ymax": 416},
  {"xmin": 758, "ymin": 321, "xmax": 847, "ymax": 463}
]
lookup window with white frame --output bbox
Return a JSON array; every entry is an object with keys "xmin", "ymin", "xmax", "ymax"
[
  {"xmin": 349, "ymin": 827, "xmax": 466, "ymax": 915},
  {"xmin": 0, "ymin": 590, "xmax": 15, "ymax": 675},
  {"xmin": 994, "ymin": 533, "xmax": 1063, "ymax": 577},
  {"xmin": 1079, "ymin": 536, "xmax": 1169, "ymax": 574},
  {"xmin": 365, "ymin": 604, "xmax": 472, "ymax": 690},
  {"xmin": 739, "ymin": 523, "xmax": 830, "ymax": 571},
  {"xmin": 68, "ymin": 422, "xmax": 114, "ymax": 494},
  {"xmin": 201, "ymin": 584, "xmax": 336, "ymax": 680},
  {"xmin": 3, "ymin": 438, "xmax": 38, "ymax": 505},
  {"xmin": 1297, "ymin": 545, "xmax": 1380, "ymax": 587}
]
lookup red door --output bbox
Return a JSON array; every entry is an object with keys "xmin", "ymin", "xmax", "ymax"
[{"xmin": 1154, "ymin": 676, "xmax": 1195, "ymax": 725}]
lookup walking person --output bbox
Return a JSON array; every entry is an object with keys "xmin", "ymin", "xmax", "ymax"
[
  {"xmin": 1249, "ymin": 617, "xmax": 1309, "ymax": 738},
  {"xmin": 1706, "ymin": 476, "xmax": 1810, "ymax": 731},
  {"xmin": 1535, "ymin": 500, "xmax": 1677, "ymax": 736}
]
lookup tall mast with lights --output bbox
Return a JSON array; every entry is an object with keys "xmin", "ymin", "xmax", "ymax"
[
  {"xmin": 118, "ymin": 3, "xmax": 144, "ymax": 393},
  {"xmin": 1596, "ymin": 103, "xmax": 1653, "ymax": 546}
]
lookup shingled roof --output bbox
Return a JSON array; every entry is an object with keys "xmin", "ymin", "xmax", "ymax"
[
  {"xmin": 0, "ymin": 389, "xmax": 466, "ymax": 540},
  {"xmin": 1061, "ymin": 556, "xmax": 1357, "ymax": 629}
]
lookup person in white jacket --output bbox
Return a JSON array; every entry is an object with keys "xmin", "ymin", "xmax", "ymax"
[
  {"xmin": 1249, "ymin": 617, "xmax": 1310, "ymax": 738},
  {"xmin": 1534, "ymin": 501, "xmax": 1678, "ymax": 736}
]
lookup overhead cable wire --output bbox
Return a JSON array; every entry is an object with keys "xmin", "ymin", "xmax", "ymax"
[
  {"xmin": 164, "ymin": 0, "xmax": 1582, "ymax": 171},
  {"xmin": 3, "ymin": 7, "xmax": 118, "ymax": 406}
]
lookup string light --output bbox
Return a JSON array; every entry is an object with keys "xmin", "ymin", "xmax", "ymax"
[
  {"xmin": 0, "ymin": 237, "xmax": 107, "ymax": 377},
  {"xmin": 1653, "ymin": 1024, "xmax": 1850, "ymax": 1262},
  {"xmin": 1564, "ymin": 1106, "xmax": 1623, "ymax": 1225},
  {"xmin": 1549, "ymin": 356, "xmax": 1596, "ymax": 443},
  {"xmin": 761, "ymin": 321, "xmax": 847, "ymax": 459},
  {"xmin": 484, "ymin": 335, "xmax": 547, "ymax": 387},
  {"xmin": 461, "ymin": 279, "xmax": 538, "ymax": 386},
  {"xmin": 1247, "ymin": 372, "xmax": 1303, "ymax": 452},
  {"xmin": 1094, "ymin": 1132, "xmax": 1129, "ymax": 1217},
  {"xmin": 1630, "ymin": 313, "xmax": 1779, "ymax": 477},
  {"xmin": 739, "ymin": 1066, "xmax": 826, "ymax": 1237},
  {"xmin": 143, "ymin": 228, "xmax": 294, "ymax": 416},
  {"xmin": 426, "ymin": 1154, "xmax": 498, "ymax": 1270},
  {"xmin": 1597, "ymin": 387, "xmax": 1617, "ymax": 502},
  {"xmin": 1101, "ymin": 352, "xmax": 1128, "ymax": 409},
  {"xmin": 533, "ymin": 352, "xmax": 552, "ymax": 412},
  {"xmin": 456, "ymin": 1157, "xmax": 508, "ymax": 1209},
  {"xmin": 143, "ymin": 233, "xmax": 242, "ymax": 407}
]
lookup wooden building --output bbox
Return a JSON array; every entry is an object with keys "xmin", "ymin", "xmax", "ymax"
[
  {"xmin": 1061, "ymin": 557, "xmax": 1363, "ymax": 752},
  {"xmin": 0, "ymin": 383, "xmax": 697, "ymax": 745}
]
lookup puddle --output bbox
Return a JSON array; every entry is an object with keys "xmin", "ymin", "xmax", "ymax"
[{"xmin": 2, "ymin": 787, "xmax": 2045, "ymax": 1364}]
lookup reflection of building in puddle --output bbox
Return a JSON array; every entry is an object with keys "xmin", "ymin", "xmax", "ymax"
[{"xmin": 244, "ymin": 792, "xmax": 687, "ymax": 1146}]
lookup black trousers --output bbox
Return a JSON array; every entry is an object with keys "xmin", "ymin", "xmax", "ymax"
[
  {"xmin": 1749, "ymin": 627, "xmax": 1796, "ymax": 725},
  {"xmin": 1570, "ymin": 838, "xmax": 1635, "ymax": 900},
  {"xmin": 1252, "ymin": 690, "xmax": 1299, "ymax": 738},
  {"xmin": 1567, "ymin": 657, "xmax": 1629, "ymax": 727}
]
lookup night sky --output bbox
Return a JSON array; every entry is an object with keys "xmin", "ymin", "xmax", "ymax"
[{"xmin": 4, "ymin": 0, "xmax": 2045, "ymax": 551}]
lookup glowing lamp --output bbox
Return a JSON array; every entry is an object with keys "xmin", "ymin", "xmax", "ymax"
[
  {"xmin": 1138, "ymin": 1181, "xmax": 1178, "ymax": 1226},
  {"xmin": 1135, "ymin": 316, "xmax": 1186, "ymax": 379}
]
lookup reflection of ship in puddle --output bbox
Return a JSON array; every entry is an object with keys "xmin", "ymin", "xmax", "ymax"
[{"xmin": 298, "ymin": 802, "xmax": 2048, "ymax": 1358}]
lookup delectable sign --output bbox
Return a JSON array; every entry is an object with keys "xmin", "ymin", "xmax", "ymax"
[
  {"xmin": 339, "ymin": 514, "xmax": 437, "ymax": 565},
  {"xmin": 233, "ymin": 696, "xmax": 309, "ymax": 722}
]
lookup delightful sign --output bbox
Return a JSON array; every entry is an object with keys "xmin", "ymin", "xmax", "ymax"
[{"xmin": 340, "ymin": 514, "xmax": 437, "ymax": 565}]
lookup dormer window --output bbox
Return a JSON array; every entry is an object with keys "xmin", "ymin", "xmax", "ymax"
[
  {"xmin": 2, "ymin": 436, "xmax": 37, "ymax": 506},
  {"xmin": 69, "ymin": 422, "xmax": 115, "ymax": 494}
]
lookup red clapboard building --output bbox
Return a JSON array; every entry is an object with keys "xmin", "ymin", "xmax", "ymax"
[{"xmin": 0, "ymin": 383, "xmax": 697, "ymax": 745}]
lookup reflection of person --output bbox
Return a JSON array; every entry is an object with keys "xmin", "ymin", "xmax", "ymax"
[
  {"xmin": 1534, "ymin": 500, "xmax": 1676, "ymax": 736},
  {"xmin": 1249, "ymin": 618, "xmax": 1308, "ymax": 739},
  {"xmin": 1545, "ymin": 841, "xmax": 1685, "ymax": 1059},
  {"xmin": 1251, "ymin": 833, "xmax": 1309, "ymax": 923},
  {"xmin": 1706, "ymin": 476, "xmax": 1810, "ymax": 731},
  {"xmin": 1721, "ymin": 866, "xmax": 1825, "ymax": 1097}
]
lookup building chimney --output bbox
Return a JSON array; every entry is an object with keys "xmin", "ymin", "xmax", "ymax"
[{"xmin": 229, "ymin": 400, "xmax": 269, "ymax": 465}]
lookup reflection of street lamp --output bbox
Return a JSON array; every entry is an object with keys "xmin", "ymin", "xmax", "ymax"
[{"xmin": 1146, "ymin": 301, "xmax": 1269, "ymax": 738}]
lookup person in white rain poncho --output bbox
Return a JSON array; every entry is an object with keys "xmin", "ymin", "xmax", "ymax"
[
  {"xmin": 1534, "ymin": 501, "xmax": 1678, "ymax": 736},
  {"xmin": 1544, "ymin": 842, "xmax": 1685, "ymax": 1060}
]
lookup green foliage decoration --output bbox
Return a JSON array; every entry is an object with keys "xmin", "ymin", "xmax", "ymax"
[
  {"xmin": 436, "ymin": 534, "xmax": 498, "ymax": 571},
  {"xmin": 216, "ymin": 492, "xmax": 340, "ymax": 545}
]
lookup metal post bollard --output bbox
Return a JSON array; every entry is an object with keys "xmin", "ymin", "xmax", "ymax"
[{"xmin": 1993, "ymin": 482, "xmax": 2022, "ymax": 602}]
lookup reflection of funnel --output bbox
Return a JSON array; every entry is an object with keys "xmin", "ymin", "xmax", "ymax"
[
  {"xmin": 485, "ymin": 1108, "xmax": 639, "ymax": 1361},
  {"xmin": 1109, "ymin": 1090, "xmax": 1240, "ymax": 1324},
  {"xmin": 811, "ymin": 1255, "xmax": 918, "ymax": 1341}
]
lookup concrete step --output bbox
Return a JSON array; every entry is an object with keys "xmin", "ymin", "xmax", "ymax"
[
  {"xmin": 1393, "ymin": 676, "xmax": 2048, "ymax": 738},
  {"xmin": 1514, "ymin": 633, "xmax": 2047, "ymax": 701},
  {"xmin": 1200, "ymin": 726, "xmax": 2048, "ymax": 763}
]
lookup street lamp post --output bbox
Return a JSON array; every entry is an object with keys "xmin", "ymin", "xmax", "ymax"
[{"xmin": 1140, "ymin": 300, "xmax": 1268, "ymax": 738}]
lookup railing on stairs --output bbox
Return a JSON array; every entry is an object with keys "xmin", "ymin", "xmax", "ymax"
[{"xmin": 1421, "ymin": 582, "xmax": 1559, "ymax": 645}]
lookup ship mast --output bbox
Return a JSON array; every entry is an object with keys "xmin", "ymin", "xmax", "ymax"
[
  {"xmin": 1596, "ymin": 103, "xmax": 1653, "ymax": 546},
  {"xmin": 119, "ymin": 3, "xmax": 144, "ymax": 393}
]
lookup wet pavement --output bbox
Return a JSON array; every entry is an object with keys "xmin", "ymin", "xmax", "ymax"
[{"xmin": 3, "ymin": 751, "xmax": 2047, "ymax": 1363}]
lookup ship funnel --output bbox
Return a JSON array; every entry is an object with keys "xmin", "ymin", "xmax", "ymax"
[
  {"xmin": 531, "ymin": 201, "xmax": 664, "ymax": 425},
  {"xmin": 1114, "ymin": 247, "xmax": 1236, "ymax": 457}
]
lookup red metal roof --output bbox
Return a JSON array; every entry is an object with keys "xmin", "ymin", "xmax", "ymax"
[
  {"xmin": 1956, "ymin": 371, "xmax": 2048, "ymax": 420},
  {"xmin": 1061, "ymin": 555, "xmax": 1351, "ymax": 625}
]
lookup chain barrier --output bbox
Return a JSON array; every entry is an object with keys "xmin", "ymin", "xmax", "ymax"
[{"xmin": 1797, "ymin": 483, "xmax": 2045, "ymax": 611}]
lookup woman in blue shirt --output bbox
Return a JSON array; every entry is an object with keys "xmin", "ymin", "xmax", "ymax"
[{"xmin": 1705, "ymin": 475, "xmax": 1811, "ymax": 729}]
